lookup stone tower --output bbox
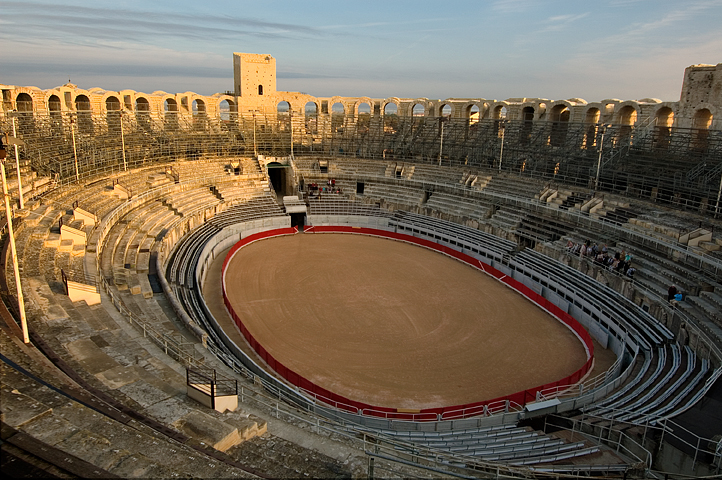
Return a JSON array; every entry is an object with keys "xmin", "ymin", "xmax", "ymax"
[{"xmin": 233, "ymin": 53, "xmax": 277, "ymax": 98}]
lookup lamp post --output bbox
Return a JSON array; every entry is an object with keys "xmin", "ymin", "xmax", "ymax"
[
  {"xmin": 0, "ymin": 136, "xmax": 29, "ymax": 343},
  {"xmin": 498, "ymin": 119, "xmax": 507, "ymax": 171},
  {"xmin": 289, "ymin": 110, "xmax": 294, "ymax": 159},
  {"xmin": 595, "ymin": 124, "xmax": 609, "ymax": 191},
  {"xmin": 70, "ymin": 114, "xmax": 79, "ymax": 180},
  {"xmin": 252, "ymin": 111, "xmax": 258, "ymax": 157},
  {"xmin": 11, "ymin": 115, "xmax": 24, "ymax": 209},
  {"xmin": 714, "ymin": 167, "xmax": 722, "ymax": 218},
  {"xmin": 438, "ymin": 117, "xmax": 445, "ymax": 166},
  {"xmin": 120, "ymin": 112, "xmax": 127, "ymax": 171}
]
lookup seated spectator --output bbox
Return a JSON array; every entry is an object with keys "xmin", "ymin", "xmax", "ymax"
[
  {"xmin": 668, "ymin": 285, "xmax": 678, "ymax": 301},
  {"xmin": 626, "ymin": 266, "xmax": 636, "ymax": 279}
]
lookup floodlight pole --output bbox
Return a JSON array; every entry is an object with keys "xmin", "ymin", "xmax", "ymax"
[
  {"xmin": 714, "ymin": 165, "xmax": 722, "ymax": 218},
  {"xmin": 498, "ymin": 120, "xmax": 506, "ymax": 171},
  {"xmin": 595, "ymin": 124, "xmax": 608, "ymax": 191},
  {"xmin": 11, "ymin": 116, "xmax": 24, "ymax": 209},
  {"xmin": 120, "ymin": 113, "xmax": 127, "ymax": 171},
  {"xmin": 1, "ymin": 158, "xmax": 29, "ymax": 343},
  {"xmin": 289, "ymin": 110, "xmax": 294, "ymax": 159},
  {"xmin": 438, "ymin": 118, "xmax": 444, "ymax": 165},
  {"xmin": 253, "ymin": 111, "xmax": 258, "ymax": 157},
  {"xmin": 70, "ymin": 115, "xmax": 79, "ymax": 180}
]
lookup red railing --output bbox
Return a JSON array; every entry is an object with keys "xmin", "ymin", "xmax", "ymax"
[{"xmin": 222, "ymin": 226, "xmax": 594, "ymax": 421}]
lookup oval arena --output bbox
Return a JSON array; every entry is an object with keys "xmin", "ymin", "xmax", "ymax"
[{"xmin": 1, "ymin": 55, "xmax": 721, "ymax": 479}]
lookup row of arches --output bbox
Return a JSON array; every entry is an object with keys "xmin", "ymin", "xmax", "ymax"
[{"xmin": 9, "ymin": 91, "xmax": 715, "ymax": 131}]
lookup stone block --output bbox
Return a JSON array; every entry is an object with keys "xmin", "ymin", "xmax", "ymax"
[{"xmin": 172, "ymin": 410, "xmax": 241, "ymax": 452}]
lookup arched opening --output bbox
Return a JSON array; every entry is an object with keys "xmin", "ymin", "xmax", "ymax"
[
  {"xmin": 16, "ymin": 92, "xmax": 33, "ymax": 112},
  {"xmin": 267, "ymin": 161, "xmax": 292, "ymax": 197},
  {"xmin": 549, "ymin": 105, "xmax": 570, "ymax": 147},
  {"xmin": 467, "ymin": 104, "xmax": 480, "ymax": 123},
  {"xmin": 220, "ymin": 99, "xmax": 237, "ymax": 130},
  {"xmin": 16, "ymin": 93, "xmax": 34, "ymax": 132},
  {"xmin": 653, "ymin": 107, "xmax": 674, "ymax": 150},
  {"xmin": 357, "ymin": 102, "xmax": 371, "ymax": 134},
  {"xmin": 615, "ymin": 105, "xmax": 637, "ymax": 145},
  {"xmin": 383, "ymin": 102, "xmax": 398, "ymax": 134},
  {"xmin": 493, "ymin": 105, "xmax": 507, "ymax": 137},
  {"xmin": 305, "ymin": 101, "xmax": 318, "ymax": 135},
  {"xmin": 105, "ymin": 96, "xmax": 121, "ymax": 133},
  {"xmin": 520, "ymin": 106, "xmax": 534, "ymax": 145},
  {"xmin": 48, "ymin": 94, "xmax": 62, "ymax": 133},
  {"xmin": 584, "ymin": 108, "xmax": 601, "ymax": 148},
  {"xmin": 192, "ymin": 99, "xmax": 206, "ymax": 131},
  {"xmin": 75, "ymin": 94, "xmax": 93, "ymax": 134},
  {"xmin": 164, "ymin": 98, "xmax": 179, "ymax": 131},
  {"xmin": 258, "ymin": 85, "xmax": 264, "ymax": 95},
  {"xmin": 331, "ymin": 102, "xmax": 345, "ymax": 133},
  {"xmin": 692, "ymin": 108, "xmax": 712, "ymax": 152},
  {"xmin": 48, "ymin": 95, "xmax": 61, "ymax": 113},
  {"xmin": 276, "ymin": 101, "xmax": 291, "ymax": 132},
  {"xmin": 135, "ymin": 97, "xmax": 151, "ymax": 131},
  {"xmin": 440, "ymin": 104, "xmax": 452, "ymax": 118},
  {"xmin": 412, "ymin": 104, "xmax": 425, "ymax": 117}
]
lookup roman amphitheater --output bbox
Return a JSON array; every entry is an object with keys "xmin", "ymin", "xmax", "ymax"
[{"xmin": 1, "ymin": 53, "xmax": 721, "ymax": 479}]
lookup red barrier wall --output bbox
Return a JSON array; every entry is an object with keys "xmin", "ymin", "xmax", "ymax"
[{"xmin": 222, "ymin": 226, "xmax": 594, "ymax": 421}]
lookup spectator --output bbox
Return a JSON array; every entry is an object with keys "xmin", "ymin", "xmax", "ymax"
[
  {"xmin": 626, "ymin": 265, "xmax": 636, "ymax": 279},
  {"xmin": 668, "ymin": 285, "xmax": 678, "ymax": 301}
]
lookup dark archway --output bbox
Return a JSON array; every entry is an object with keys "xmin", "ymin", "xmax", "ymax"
[{"xmin": 267, "ymin": 162, "xmax": 292, "ymax": 197}]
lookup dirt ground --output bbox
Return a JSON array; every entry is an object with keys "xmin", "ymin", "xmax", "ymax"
[{"xmin": 220, "ymin": 233, "xmax": 590, "ymax": 410}]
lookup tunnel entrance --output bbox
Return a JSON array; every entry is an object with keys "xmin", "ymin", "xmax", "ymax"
[
  {"xmin": 267, "ymin": 162, "xmax": 293, "ymax": 198},
  {"xmin": 290, "ymin": 212, "xmax": 306, "ymax": 231}
]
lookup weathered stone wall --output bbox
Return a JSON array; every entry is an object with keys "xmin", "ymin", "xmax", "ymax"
[
  {"xmin": 2, "ymin": 55, "xmax": 720, "ymax": 132},
  {"xmin": 677, "ymin": 63, "xmax": 722, "ymax": 129}
]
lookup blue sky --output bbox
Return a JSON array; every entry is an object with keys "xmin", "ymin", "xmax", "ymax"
[{"xmin": 2, "ymin": 0, "xmax": 721, "ymax": 102}]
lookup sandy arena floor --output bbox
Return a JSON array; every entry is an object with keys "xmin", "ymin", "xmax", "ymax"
[{"xmin": 221, "ymin": 233, "xmax": 589, "ymax": 410}]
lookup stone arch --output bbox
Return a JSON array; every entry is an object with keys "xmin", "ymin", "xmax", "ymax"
[
  {"xmin": 356, "ymin": 101, "xmax": 371, "ymax": 134},
  {"xmin": 549, "ymin": 103, "xmax": 571, "ymax": 147},
  {"xmin": 275, "ymin": 101, "xmax": 291, "ymax": 132},
  {"xmin": 192, "ymin": 99, "xmax": 207, "ymax": 131},
  {"xmin": 519, "ymin": 105, "xmax": 535, "ymax": 144},
  {"xmin": 193, "ymin": 98, "xmax": 206, "ymax": 114},
  {"xmin": 105, "ymin": 95, "xmax": 121, "ymax": 132},
  {"xmin": 651, "ymin": 106, "xmax": 675, "ymax": 150},
  {"xmin": 135, "ymin": 97, "xmax": 151, "ymax": 131},
  {"xmin": 164, "ymin": 97, "xmax": 179, "ymax": 130},
  {"xmin": 655, "ymin": 106, "xmax": 674, "ymax": 127},
  {"xmin": 412, "ymin": 103, "xmax": 426, "ymax": 117},
  {"xmin": 467, "ymin": 103, "xmax": 480, "ymax": 125},
  {"xmin": 48, "ymin": 94, "xmax": 61, "ymax": 112},
  {"xmin": 615, "ymin": 104, "xmax": 639, "ymax": 126},
  {"xmin": 331, "ymin": 102, "xmax": 345, "ymax": 133},
  {"xmin": 15, "ymin": 92, "xmax": 35, "ymax": 132},
  {"xmin": 105, "ymin": 95, "xmax": 121, "ymax": 112},
  {"xmin": 16, "ymin": 92, "xmax": 33, "ymax": 112},
  {"xmin": 74, "ymin": 94, "xmax": 93, "ymax": 134},
  {"xmin": 584, "ymin": 107, "xmax": 601, "ymax": 148},
  {"xmin": 304, "ymin": 101, "xmax": 319, "ymax": 135},
  {"xmin": 219, "ymin": 98, "xmax": 237, "ymax": 126},
  {"xmin": 693, "ymin": 108, "xmax": 713, "ymax": 130},
  {"xmin": 492, "ymin": 104, "xmax": 508, "ymax": 119},
  {"xmin": 692, "ymin": 108, "xmax": 713, "ymax": 151},
  {"xmin": 439, "ymin": 103, "xmax": 452, "ymax": 118},
  {"xmin": 383, "ymin": 101, "xmax": 399, "ymax": 134},
  {"xmin": 614, "ymin": 103, "xmax": 639, "ymax": 145}
]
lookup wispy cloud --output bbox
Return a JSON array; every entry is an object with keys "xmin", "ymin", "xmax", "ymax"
[
  {"xmin": 0, "ymin": 1, "xmax": 324, "ymax": 46},
  {"xmin": 540, "ymin": 12, "xmax": 590, "ymax": 32}
]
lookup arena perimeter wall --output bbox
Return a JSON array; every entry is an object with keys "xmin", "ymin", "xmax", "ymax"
[{"xmin": 221, "ymin": 226, "xmax": 594, "ymax": 421}]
